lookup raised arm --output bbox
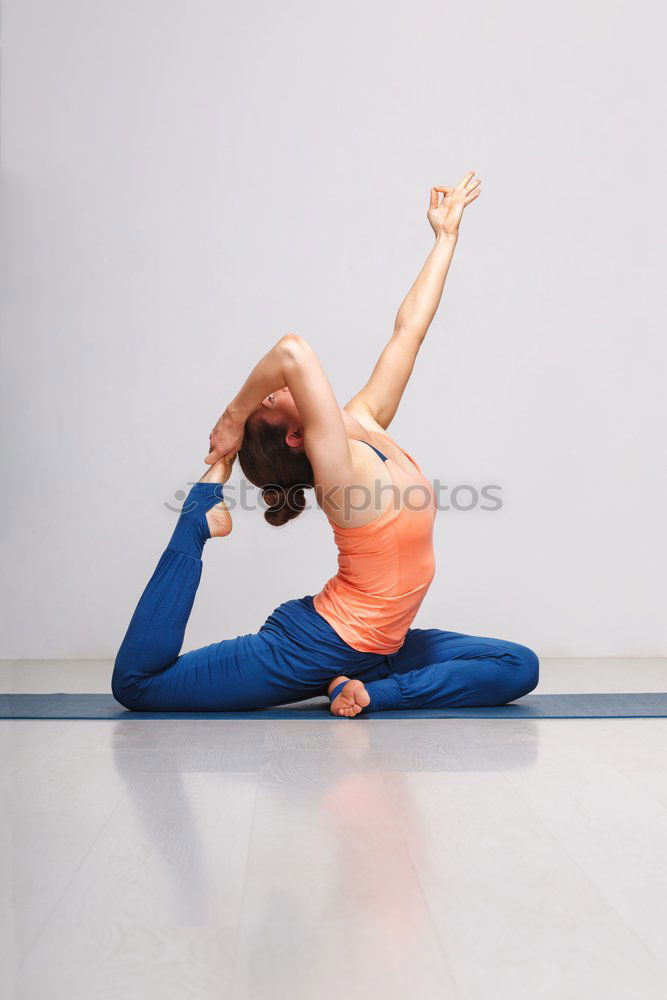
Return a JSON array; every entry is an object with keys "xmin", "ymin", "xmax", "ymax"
[{"xmin": 345, "ymin": 171, "xmax": 481, "ymax": 431}]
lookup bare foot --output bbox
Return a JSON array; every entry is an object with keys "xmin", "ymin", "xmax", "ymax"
[
  {"xmin": 328, "ymin": 675, "xmax": 370, "ymax": 718},
  {"xmin": 206, "ymin": 500, "xmax": 232, "ymax": 538},
  {"xmin": 199, "ymin": 456, "xmax": 234, "ymax": 485},
  {"xmin": 199, "ymin": 458, "xmax": 233, "ymax": 538}
]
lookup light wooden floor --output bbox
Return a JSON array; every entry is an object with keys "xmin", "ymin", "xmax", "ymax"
[{"xmin": 1, "ymin": 659, "xmax": 667, "ymax": 1000}]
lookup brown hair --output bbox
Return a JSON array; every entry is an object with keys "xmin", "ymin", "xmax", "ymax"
[{"xmin": 238, "ymin": 416, "xmax": 314, "ymax": 526}]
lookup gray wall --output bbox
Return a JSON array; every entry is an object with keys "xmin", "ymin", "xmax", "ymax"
[{"xmin": 2, "ymin": 0, "xmax": 665, "ymax": 658}]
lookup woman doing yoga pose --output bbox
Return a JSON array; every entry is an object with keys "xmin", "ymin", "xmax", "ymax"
[{"xmin": 112, "ymin": 172, "xmax": 538, "ymax": 716}]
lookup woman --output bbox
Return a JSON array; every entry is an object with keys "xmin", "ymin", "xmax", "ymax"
[{"xmin": 112, "ymin": 172, "xmax": 538, "ymax": 717}]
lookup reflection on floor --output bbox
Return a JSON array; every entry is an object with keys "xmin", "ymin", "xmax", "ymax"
[{"xmin": 1, "ymin": 659, "xmax": 666, "ymax": 1000}]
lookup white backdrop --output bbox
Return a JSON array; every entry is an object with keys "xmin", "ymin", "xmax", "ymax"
[{"xmin": 2, "ymin": 0, "xmax": 665, "ymax": 658}]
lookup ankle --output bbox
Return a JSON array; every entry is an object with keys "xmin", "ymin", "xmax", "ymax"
[{"xmin": 167, "ymin": 482, "xmax": 226, "ymax": 558}]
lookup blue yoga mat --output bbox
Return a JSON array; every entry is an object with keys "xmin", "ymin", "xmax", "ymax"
[{"xmin": 1, "ymin": 692, "xmax": 666, "ymax": 720}]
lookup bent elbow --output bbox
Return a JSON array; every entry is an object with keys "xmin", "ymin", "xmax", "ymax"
[{"xmin": 278, "ymin": 332, "xmax": 311, "ymax": 365}]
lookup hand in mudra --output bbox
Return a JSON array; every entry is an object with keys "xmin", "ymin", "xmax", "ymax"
[{"xmin": 427, "ymin": 170, "xmax": 481, "ymax": 238}]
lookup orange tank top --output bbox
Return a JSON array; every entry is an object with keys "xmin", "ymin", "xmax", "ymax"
[{"xmin": 312, "ymin": 430, "xmax": 437, "ymax": 654}]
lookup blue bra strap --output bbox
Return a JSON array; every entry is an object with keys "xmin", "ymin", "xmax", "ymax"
[{"xmin": 361, "ymin": 440, "xmax": 388, "ymax": 462}]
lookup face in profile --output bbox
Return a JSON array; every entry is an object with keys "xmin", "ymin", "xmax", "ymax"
[{"xmin": 255, "ymin": 387, "xmax": 303, "ymax": 447}]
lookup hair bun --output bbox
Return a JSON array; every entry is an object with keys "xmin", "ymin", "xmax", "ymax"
[
  {"xmin": 262, "ymin": 484, "xmax": 307, "ymax": 527},
  {"xmin": 262, "ymin": 487, "xmax": 283, "ymax": 509}
]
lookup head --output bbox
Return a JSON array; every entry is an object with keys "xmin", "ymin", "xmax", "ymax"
[{"xmin": 238, "ymin": 388, "xmax": 314, "ymax": 526}]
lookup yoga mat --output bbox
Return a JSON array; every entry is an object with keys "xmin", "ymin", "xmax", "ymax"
[{"xmin": 1, "ymin": 692, "xmax": 666, "ymax": 720}]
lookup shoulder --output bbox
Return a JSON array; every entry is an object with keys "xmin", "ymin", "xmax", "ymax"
[{"xmin": 316, "ymin": 434, "xmax": 393, "ymax": 529}]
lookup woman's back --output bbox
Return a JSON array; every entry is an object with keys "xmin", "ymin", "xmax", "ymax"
[{"xmin": 313, "ymin": 430, "xmax": 437, "ymax": 654}]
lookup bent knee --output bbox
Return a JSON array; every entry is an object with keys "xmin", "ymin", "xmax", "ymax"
[
  {"xmin": 111, "ymin": 676, "xmax": 134, "ymax": 711},
  {"xmin": 512, "ymin": 643, "xmax": 539, "ymax": 697},
  {"xmin": 111, "ymin": 658, "xmax": 143, "ymax": 711}
]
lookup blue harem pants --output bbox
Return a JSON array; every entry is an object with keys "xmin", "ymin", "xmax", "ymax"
[{"xmin": 112, "ymin": 482, "xmax": 539, "ymax": 713}]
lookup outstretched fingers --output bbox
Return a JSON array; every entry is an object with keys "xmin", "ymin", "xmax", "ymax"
[
  {"xmin": 434, "ymin": 172, "xmax": 481, "ymax": 203},
  {"xmin": 457, "ymin": 171, "xmax": 482, "ymax": 205},
  {"xmin": 455, "ymin": 170, "xmax": 476, "ymax": 190}
]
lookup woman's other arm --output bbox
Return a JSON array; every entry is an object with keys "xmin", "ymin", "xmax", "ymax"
[
  {"xmin": 205, "ymin": 335, "xmax": 355, "ymax": 488},
  {"xmin": 345, "ymin": 171, "xmax": 481, "ymax": 431}
]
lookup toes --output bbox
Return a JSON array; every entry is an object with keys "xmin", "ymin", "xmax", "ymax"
[
  {"xmin": 329, "ymin": 682, "xmax": 369, "ymax": 718},
  {"xmin": 331, "ymin": 687, "xmax": 368, "ymax": 718}
]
